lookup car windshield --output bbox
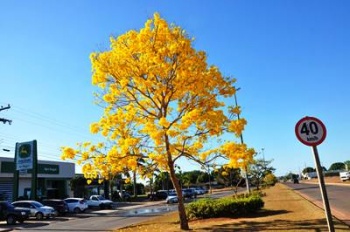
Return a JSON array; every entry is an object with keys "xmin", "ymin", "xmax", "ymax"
[
  {"xmin": 32, "ymin": 201, "xmax": 44, "ymax": 208},
  {"xmin": 3, "ymin": 202, "xmax": 14, "ymax": 208},
  {"xmin": 97, "ymin": 196, "xmax": 105, "ymax": 200}
]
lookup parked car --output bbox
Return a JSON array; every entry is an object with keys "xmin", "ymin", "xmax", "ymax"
[
  {"xmin": 149, "ymin": 190, "xmax": 168, "ymax": 200},
  {"xmin": 41, "ymin": 199, "xmax": 69, "ymax": 215},
  {"xmin": 166, "ymin": 192, "xmax": 178, "ymax": 204},
  {"xmin": 192, "ymin": 187, "xmax": 205, "ymax": 195},
  {"xmin": 64, "ymin": 198, "xmax": 89, "ymax": 213},
  {"xmin": 12, "ymin": 200, "xmax": 57, "ymax": 219},
  {"xmin": 0, "ymin": 201, "xmax": 30, "ymax": 225},
  {"xmin": 183, "ymin": 188, "xmax": 197, "ymax": 199},
  {"xmin": 112, "ymin": 190, "xmax": 131, "ymax": 201},
  {"xmin": 86, "ymin": 195, "xmax": 114, "ymax": 209}
]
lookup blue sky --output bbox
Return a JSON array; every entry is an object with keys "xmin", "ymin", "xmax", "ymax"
[{"xmin": 1, "ymin": 0, "xmax": 349, "ymax": 177}]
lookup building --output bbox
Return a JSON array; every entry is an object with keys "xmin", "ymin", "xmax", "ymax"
[{"xmin": 0, "ymin": 157, "xmax": 75, "ymax": 201}]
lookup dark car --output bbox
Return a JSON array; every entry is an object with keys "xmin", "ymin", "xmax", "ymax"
[
  {"xmin": 0, "ymin": 201, "xmax": 30, "ymax": 225},
  {"xmin": 42, "ymin": 199, "xmax": 69, "ymax": 215},
  {"xmin": 183, "ymin": 188, "xmax": 197, "ymax": 199},
  {"xmin": 112, "ymin": 190, "xmax": 131, "ymax": 201},
  {"xmin": 149, "ymin": 190, "xmax": 168, "ymax": 200}
]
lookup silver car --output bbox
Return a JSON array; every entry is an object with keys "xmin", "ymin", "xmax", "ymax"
[{"xmin": 12, "ymin": 200, "xmax": 57, "ymax": 220}]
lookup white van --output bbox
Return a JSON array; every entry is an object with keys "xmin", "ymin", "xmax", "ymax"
[{"xmin": 339, "ymin": 171, "xmax": 350, "ymax": 181}]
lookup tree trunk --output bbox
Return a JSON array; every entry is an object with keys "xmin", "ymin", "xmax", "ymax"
[{"xmin": 168, "ymin": 164, "xmax": 189, "ymax": 230}]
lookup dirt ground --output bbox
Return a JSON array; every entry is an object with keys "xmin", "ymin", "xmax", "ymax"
[{"xmin": 116, "ymin": 180, "xmax": 350, "ymax": 232}]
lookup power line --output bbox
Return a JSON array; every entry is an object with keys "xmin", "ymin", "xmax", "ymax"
[{"xmin": 0, "ymin": 103, "xmax": 97, "ymax": 162}]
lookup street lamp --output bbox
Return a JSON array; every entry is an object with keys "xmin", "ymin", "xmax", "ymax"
[
  {"xmin": 207, "ymin": 164, "xmax": 212, "ymax": 194},
  {"xmin": 234, "ymin": 87, "xmax": 244, "ymax": 144},
  {"xmin": 234, "ymin": 87, "xmax": 251, "ymax": 193},
  {"xmin": 262, "ymin": 148, "xmax": 266, "ymax": 172}
]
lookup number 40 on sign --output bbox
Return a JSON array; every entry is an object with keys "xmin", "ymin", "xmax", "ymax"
[{"xmin": 295, "ymin": 116, "xmax": 327, "ymax": 147}]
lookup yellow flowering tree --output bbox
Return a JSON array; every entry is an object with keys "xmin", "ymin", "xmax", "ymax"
[{"xmin": 61, "ymin": 13, "xmax": 254, "ymax": 230}]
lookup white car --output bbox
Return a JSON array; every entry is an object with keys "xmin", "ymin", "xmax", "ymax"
[
  {"xmin": 339, "ymin": 171, "xmax": 350, "ymax": 181},
  {"xmin": 64, "ymin": 198, "xmax": 89, "ymax": 213},
  {"xmin": 12, "ymin": 200, "xmax": 57, "ymax": 219},
  {"xmin": 166, "ymin": 192, "xmax": 178, "ymax": 204}
]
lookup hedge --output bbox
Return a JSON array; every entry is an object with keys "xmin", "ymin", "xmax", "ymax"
[{"xmin": 185, "ymin": 193, "xmax": 264, "ymax": 219}]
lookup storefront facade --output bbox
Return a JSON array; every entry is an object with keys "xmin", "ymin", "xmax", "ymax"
[{"xmin": 0, "ymin": 157, "xmax": 75, "ymax": 201}]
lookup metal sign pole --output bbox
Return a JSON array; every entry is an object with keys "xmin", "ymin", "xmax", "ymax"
[{"xmin": 312, "ymin": 145, "xmax": 334, "ymax": 232}]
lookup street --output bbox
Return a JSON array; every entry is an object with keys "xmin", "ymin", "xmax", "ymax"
[{"xmin": 283, "ymin": 181, "xmax": 350, "ymax": 226}]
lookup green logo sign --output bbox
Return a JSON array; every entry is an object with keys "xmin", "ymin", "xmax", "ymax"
[
  {"xmin": 18, "ymin": 144, "xmax": 31, "ymax": 158},
  {"xmin": 16, "ymin": 141, "xmax": 35, "ymax": 171}
]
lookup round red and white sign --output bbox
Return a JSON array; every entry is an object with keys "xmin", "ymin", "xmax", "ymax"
[{"xmin": 295, "ymin": 116, "xmax": 327, "ymax": 146}]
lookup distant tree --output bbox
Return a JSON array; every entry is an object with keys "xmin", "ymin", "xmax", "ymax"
[
  {"xmin": 328, "ymin": 162, "xmax": 345, "ymax": 171},
  {"xmin": 196, "ymin": 172, "xmax": 210, "ymax": 184},
  {"xmin": 181, "ymin": 170, "xmax": 203, "ymax": 186},
  {"xmin": 344, "ymin": 160, "xmax": 350, "ymax": 171},
  {"xmin": 249, "ymin": 159, "xmax": 275, "ymax": 190},
  {"xmin": 181, "ymin": 174, "xmax": 191, "ymax": 188},
  {"xmin": 154, "ymin": 171, "xmax": 172, "ymax": 191},
  {"xmin": 302, "ymin": 167, "xmax": 315, "ymax": 174},
  {"xmin": 264, "ymin": 173, "xmax": 278, "ymax": 186},
  {"xmin": 214, "ymin": 166, "xmax": 241, "ymax": 187},
  {"xmin": 70, "ymin": 176, "xmax": 87, "ymax": 198},
  {"xmin": 284, "ymin": 172, "xmax": 299, "ymax": 181},
  {"xmin": 124, "ymin": 183, "xmax": 145, "ymax": 195}
]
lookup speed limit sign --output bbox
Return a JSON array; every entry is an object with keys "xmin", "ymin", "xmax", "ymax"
[
  {"xmin": 295, "ymin": 116, "xmax": 333, "ymax": 231},
  {"xmin": 295, "ymin": 116, "xmax": 327, "ymax": 146}
]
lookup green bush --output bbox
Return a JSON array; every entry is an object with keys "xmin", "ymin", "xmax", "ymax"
[{"xmin": 186, "ymin": 194, "xmax": 264, "ymax": 219}]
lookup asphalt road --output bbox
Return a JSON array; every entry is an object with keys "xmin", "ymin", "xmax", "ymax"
[
  {"xmin": 4, "ymin": 204, "xmax": 176, "ymax": 232},
  {"xmin": 284, "ymin": 181, "xmax": 350, "ymax": 226}
]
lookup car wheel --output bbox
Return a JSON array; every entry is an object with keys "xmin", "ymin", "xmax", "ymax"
[
  {"xmin": 6, "ymin": 215, "xmax": 16, "ymax": 225},
  {"xmin": 74, "ymin": 207, "xmax": 81, "ymax": 213},
  {"xmin": 99, "ymin": 204, "xmax": 105, "ymax": 209},
  {"xmin": 36, "ymin": 212, "xmax": 44, "ymax": 220}
]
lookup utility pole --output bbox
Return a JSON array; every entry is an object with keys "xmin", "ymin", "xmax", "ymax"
[{"xmin": 0, "ymin": 104, "xmax": 12, "ymax": 125}]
